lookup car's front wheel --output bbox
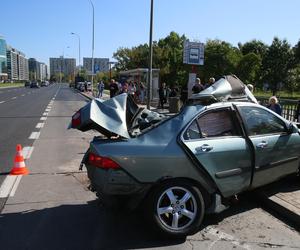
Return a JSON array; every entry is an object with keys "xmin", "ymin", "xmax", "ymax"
[{"xmin": 147, "ymin": 180, "xmax": 205, "ymax": 238}]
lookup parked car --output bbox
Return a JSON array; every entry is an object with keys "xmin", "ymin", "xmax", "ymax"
[
  {"xmin": 71, "ymin": 75, "xmax": 300, "ymax": 238},
  {"xmin": 30, "ymin": 81, "xmax": 39, "ymax": 88},
  {"xmin": 24, "ymin": 81, "xmax": 31, "ymax": 87}
]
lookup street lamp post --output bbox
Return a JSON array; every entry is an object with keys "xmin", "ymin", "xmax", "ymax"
[
  {"xmin": 147, "ymin": 0, "xmax": 154, "ymax": 109},
  {"xmin": 71, "ymin": 32, "xmax": 81, "ymax": 74},
  {"xmin": 89, "ymin": 0, "xmax": 95, "ymax": 95}
]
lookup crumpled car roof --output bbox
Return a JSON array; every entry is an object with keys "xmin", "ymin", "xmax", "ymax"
[{"xmin": 191, "ymin": 75, "xmax": 258, "ymax": 104}]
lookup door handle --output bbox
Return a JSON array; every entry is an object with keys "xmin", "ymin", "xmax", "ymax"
[
  {"xmin": 256, "ymin": 141, "xmax": 268, "ymax": 149},
  {"xmin": 195, "ymin": 144, "xmax": 213, "ymax": 152}
]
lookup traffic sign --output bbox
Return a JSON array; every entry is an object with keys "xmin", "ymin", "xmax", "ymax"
[{"xmin": 183, "ymin": 40, "xmax": 204, "ymax": 65}]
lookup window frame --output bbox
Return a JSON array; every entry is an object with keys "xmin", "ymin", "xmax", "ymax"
[
  {"xmin": 182, "ymin": 106, "xmax": 242, "ymax": 141},
  {"xmin": 236, "ymin": 104, "xmax": 289, "ymax": 137}
]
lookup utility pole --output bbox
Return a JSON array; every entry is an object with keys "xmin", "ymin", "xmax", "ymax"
[
  {"xmin": 147, "ymin": 0, "xmax": 154, "ymax": 109},
  {"xmin": 89, "ymin": 0, "xmax": 95, "ymax": 96}
]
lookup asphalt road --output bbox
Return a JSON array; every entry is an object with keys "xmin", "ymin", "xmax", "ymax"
[
  {"xmin": 0, "ymin": 84, "xmax": 58, "ymax": 177},
  {"xmin": 0, "ymin": 84, "xmax": 299, "ymax": 249}
]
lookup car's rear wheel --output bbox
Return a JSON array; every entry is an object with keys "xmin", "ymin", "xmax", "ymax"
[{"xmin": 146, "ymin": 180, "xmax": 205, "ymax": 238}]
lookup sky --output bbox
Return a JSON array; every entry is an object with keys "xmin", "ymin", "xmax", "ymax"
[{"xmin": 1, "ymin": 0, "xmax": 300, "ymax": 66}]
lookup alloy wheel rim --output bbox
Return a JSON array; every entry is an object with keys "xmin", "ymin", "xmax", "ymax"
[{"xmin": 156, "ymin": 186, "xmax": 197, "ymax": 231}]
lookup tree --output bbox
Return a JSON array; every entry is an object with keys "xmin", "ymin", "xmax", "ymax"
[
  {"xmin": 293, "ymin": 40, "xmax": 300, "ymax": 64},
  {"xmin": 156, "ymin": 32, "xmax": 187, "ymax": 85},
  {"xmin": 236, "ymin": 53, "xmax": 262, "ymax": 85},
  {"xmin": 262, "ymin": 37, "xmax": 294, "ymax": 95},
  {"xmin": 203, "ymin": 40, "xmax": 242, "ymax": 81},
  {"xmin": 239, "ymin": 40, "xmax": 268, "ymax": 58},
  {"xmin": 113, "ymin": 31, "xmax": 188, "ymax": 87},
  {"xmin": 286, "ymin": 64, "xmax": 300, "ymax": 93}
]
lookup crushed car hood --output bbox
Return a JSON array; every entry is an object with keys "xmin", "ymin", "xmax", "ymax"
[
  {"xmin": 191, "ymin": 75, "xmax": 258, "ymax": 104},
  {"xmin": 71, "ymin": 93, "xmax": 139, "ymax": 139}
]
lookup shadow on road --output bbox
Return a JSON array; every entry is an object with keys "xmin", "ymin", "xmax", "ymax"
[
  {"xmin": 0, "ymin": 200, "xmax": 185, "ymax": 250},
  {"xmin": 0, "ymin": 193, "xmax": 263, "ymax": 250}
]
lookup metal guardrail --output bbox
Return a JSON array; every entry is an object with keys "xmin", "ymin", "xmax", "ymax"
[{"xmin": 256, "ymin": 97, "xmax": 299, "ymax": 122}]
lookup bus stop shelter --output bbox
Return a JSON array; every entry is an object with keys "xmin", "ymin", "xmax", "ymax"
[{"xmin": 119, "ymin": 68, "xmax": 160, "ymax": 100}]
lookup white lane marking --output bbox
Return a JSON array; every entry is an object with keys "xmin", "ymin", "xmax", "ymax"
[
  {"xmin": 36, "ymin": 123, "xmax": 44, "ymax": 128},
  {"xmin": 22, "ymin": 146, "xmax": 34, "ymax": 159},
  {"xmin": 40, "ymin": 116, "xmax": 47, "ymax": 121},
  {"xmin": 11, "ymin": 97, "xmax": 17, "ymax": 99},
  {"xmin": 21, "ymin": 94, "xmax": 25, "ymax": 96},
  {"xmin": 29, "ymin": 132, "xmax": 40, "ymax": 140},
  {"xmin": 0, "ymin": 101, "xmax": 5, "ymax": 104},
  {"xmin": 0, "ymin": 176, "xmax": 17, "ymax": 198},
  {"xmin": 43, "ymin": 112, "xmax": 48, "ymax": 116},
  {"xmin": 9, "ymin": 176, "xmax": 22, "ymax": 197}
]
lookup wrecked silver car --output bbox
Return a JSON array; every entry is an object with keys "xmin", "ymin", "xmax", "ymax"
[{"xmin": 71, "ymin": 75, "xmax": 300, "ymax": 238}]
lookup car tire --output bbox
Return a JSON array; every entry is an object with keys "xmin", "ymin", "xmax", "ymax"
[{"xmin": 146, "ymin": 180, "xmax": 205, "ymax": 238}]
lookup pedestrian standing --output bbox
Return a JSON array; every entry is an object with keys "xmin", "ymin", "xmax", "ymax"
[
  {"xmin": 192, "ymin": 78, "xmax": 204, "ymax": 94},
  {"xmin": 267, "ymin": 96, "xmax": 282, "ymax": 115},
  {"xmin": 109, "ymin": 79, "xmax": 119, "ymax": 98},
  {"xmin": 158, "ymin": 82, "xmax": 168, "ymax": 109},
  {"xmin": 97, "ymin": 80, "xmax": 105, "ymax": 98},
  {"xmin": 180, "ymin": 84, "xmax": 188, "ymax": 105},
  {"xmin": 204, "ymin": 77, "xmax": 215, "ymax": 89}
]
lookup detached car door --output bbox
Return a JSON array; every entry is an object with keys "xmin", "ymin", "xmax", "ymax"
[
  {"xmin": 237, "ymin": 105, "xmax": 300, "ymax": 188},
  {"xmin": 181, "ymin": 107, "xmax": 252, "ymax": 197}
]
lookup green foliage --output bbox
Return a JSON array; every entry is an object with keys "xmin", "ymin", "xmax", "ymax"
[
  {"xmin": 112, "ymin": 32, "xmax": 300, "ymax": 95},
  {"xmin": 293, "ymin": 40, "xmax": 300, "ymax": 64},
  {"xmin": 262, "ymin": 37, "xmax": 294, "ymax": 95},
  {"xmin": 239, "ymin": 40, "xmax": 268, "ymax": 58},
  {"xmin": 286, "ymin": 64, "xmax": 300, "ymax": 93},
  {"xmin": 236, "ymin": 53, "xmax": 262, "ymax": 85},
  {"xmin": 203, "ymin": 40, "xmax": 241, "ymax": 81}
]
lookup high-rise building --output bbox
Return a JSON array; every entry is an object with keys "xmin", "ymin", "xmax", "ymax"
[
  {"xmin": 29, "ymin": 58, "xmax": 47, "ymax": 81},
  {"xmin": 39, "ymin": 63, "xmax": 48, "ymax": 81},
  {"xmin": 83, "ymin": 57, "xmax": 109, "ymax": 74},
  {"xmin": 6, "ymin": 45, "xmax": 29, "ymax": 81},
  {"xmin": 0, "ymin": 36, "xmax": 8, "ymax": 81},
  {"xmin": 18, "ymin": 52, "xmax": 29, "ymax": 81},
  {"xmin": 49, "ymin": 57, "xmax": 76, "ymax": 81},
  {"xmin": 28, "ymin": 58, "xmax": 39, "ymax": 80}
]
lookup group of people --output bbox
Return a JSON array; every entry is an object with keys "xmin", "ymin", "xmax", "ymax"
[
  {"xmin": 101, "ymin": 77, "xmax": 300, "ymax": 122},
  {"xmin": 191, "ymin": 77, "xmax": 216, "ymax": 94},
  {"xmin": 107, "ymin": 79, "xmax": 146, "ymax": 103}
]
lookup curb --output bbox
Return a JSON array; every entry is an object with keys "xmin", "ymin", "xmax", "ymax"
[{"xmin": 257, "ymin": 192, "xmax": 300, "ymax": 228}]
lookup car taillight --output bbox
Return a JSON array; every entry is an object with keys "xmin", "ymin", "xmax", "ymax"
[
  {"xmin": 88, "ymin": 152, "xmax": 120, "ymax": 169},
  {"xmin": 72, "ymin": 111, "xmax": 81, "ymax": 127}
]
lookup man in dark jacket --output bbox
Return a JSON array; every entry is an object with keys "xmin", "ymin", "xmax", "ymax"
[
  {"xmin": 109, "ymin": 79, "xmax": 119, "ymax": 98},
  {"xmin": 192, "ymin": 78, "xmax": 204, "ymax": 94}
]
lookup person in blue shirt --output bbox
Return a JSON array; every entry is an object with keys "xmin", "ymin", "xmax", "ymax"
[{"xmin": 267, "ymin": 96, "xmax": 282, "ymax": 115}]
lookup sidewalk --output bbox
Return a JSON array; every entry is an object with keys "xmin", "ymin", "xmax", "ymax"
[{"xmin": 255, "ymin": 175, "xmax": 300, "ymax": 228}]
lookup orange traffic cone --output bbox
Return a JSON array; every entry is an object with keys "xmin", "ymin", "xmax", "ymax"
[{"xmin": 10, "ymin": 144, "xmax": 29, "ymax": 175}]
